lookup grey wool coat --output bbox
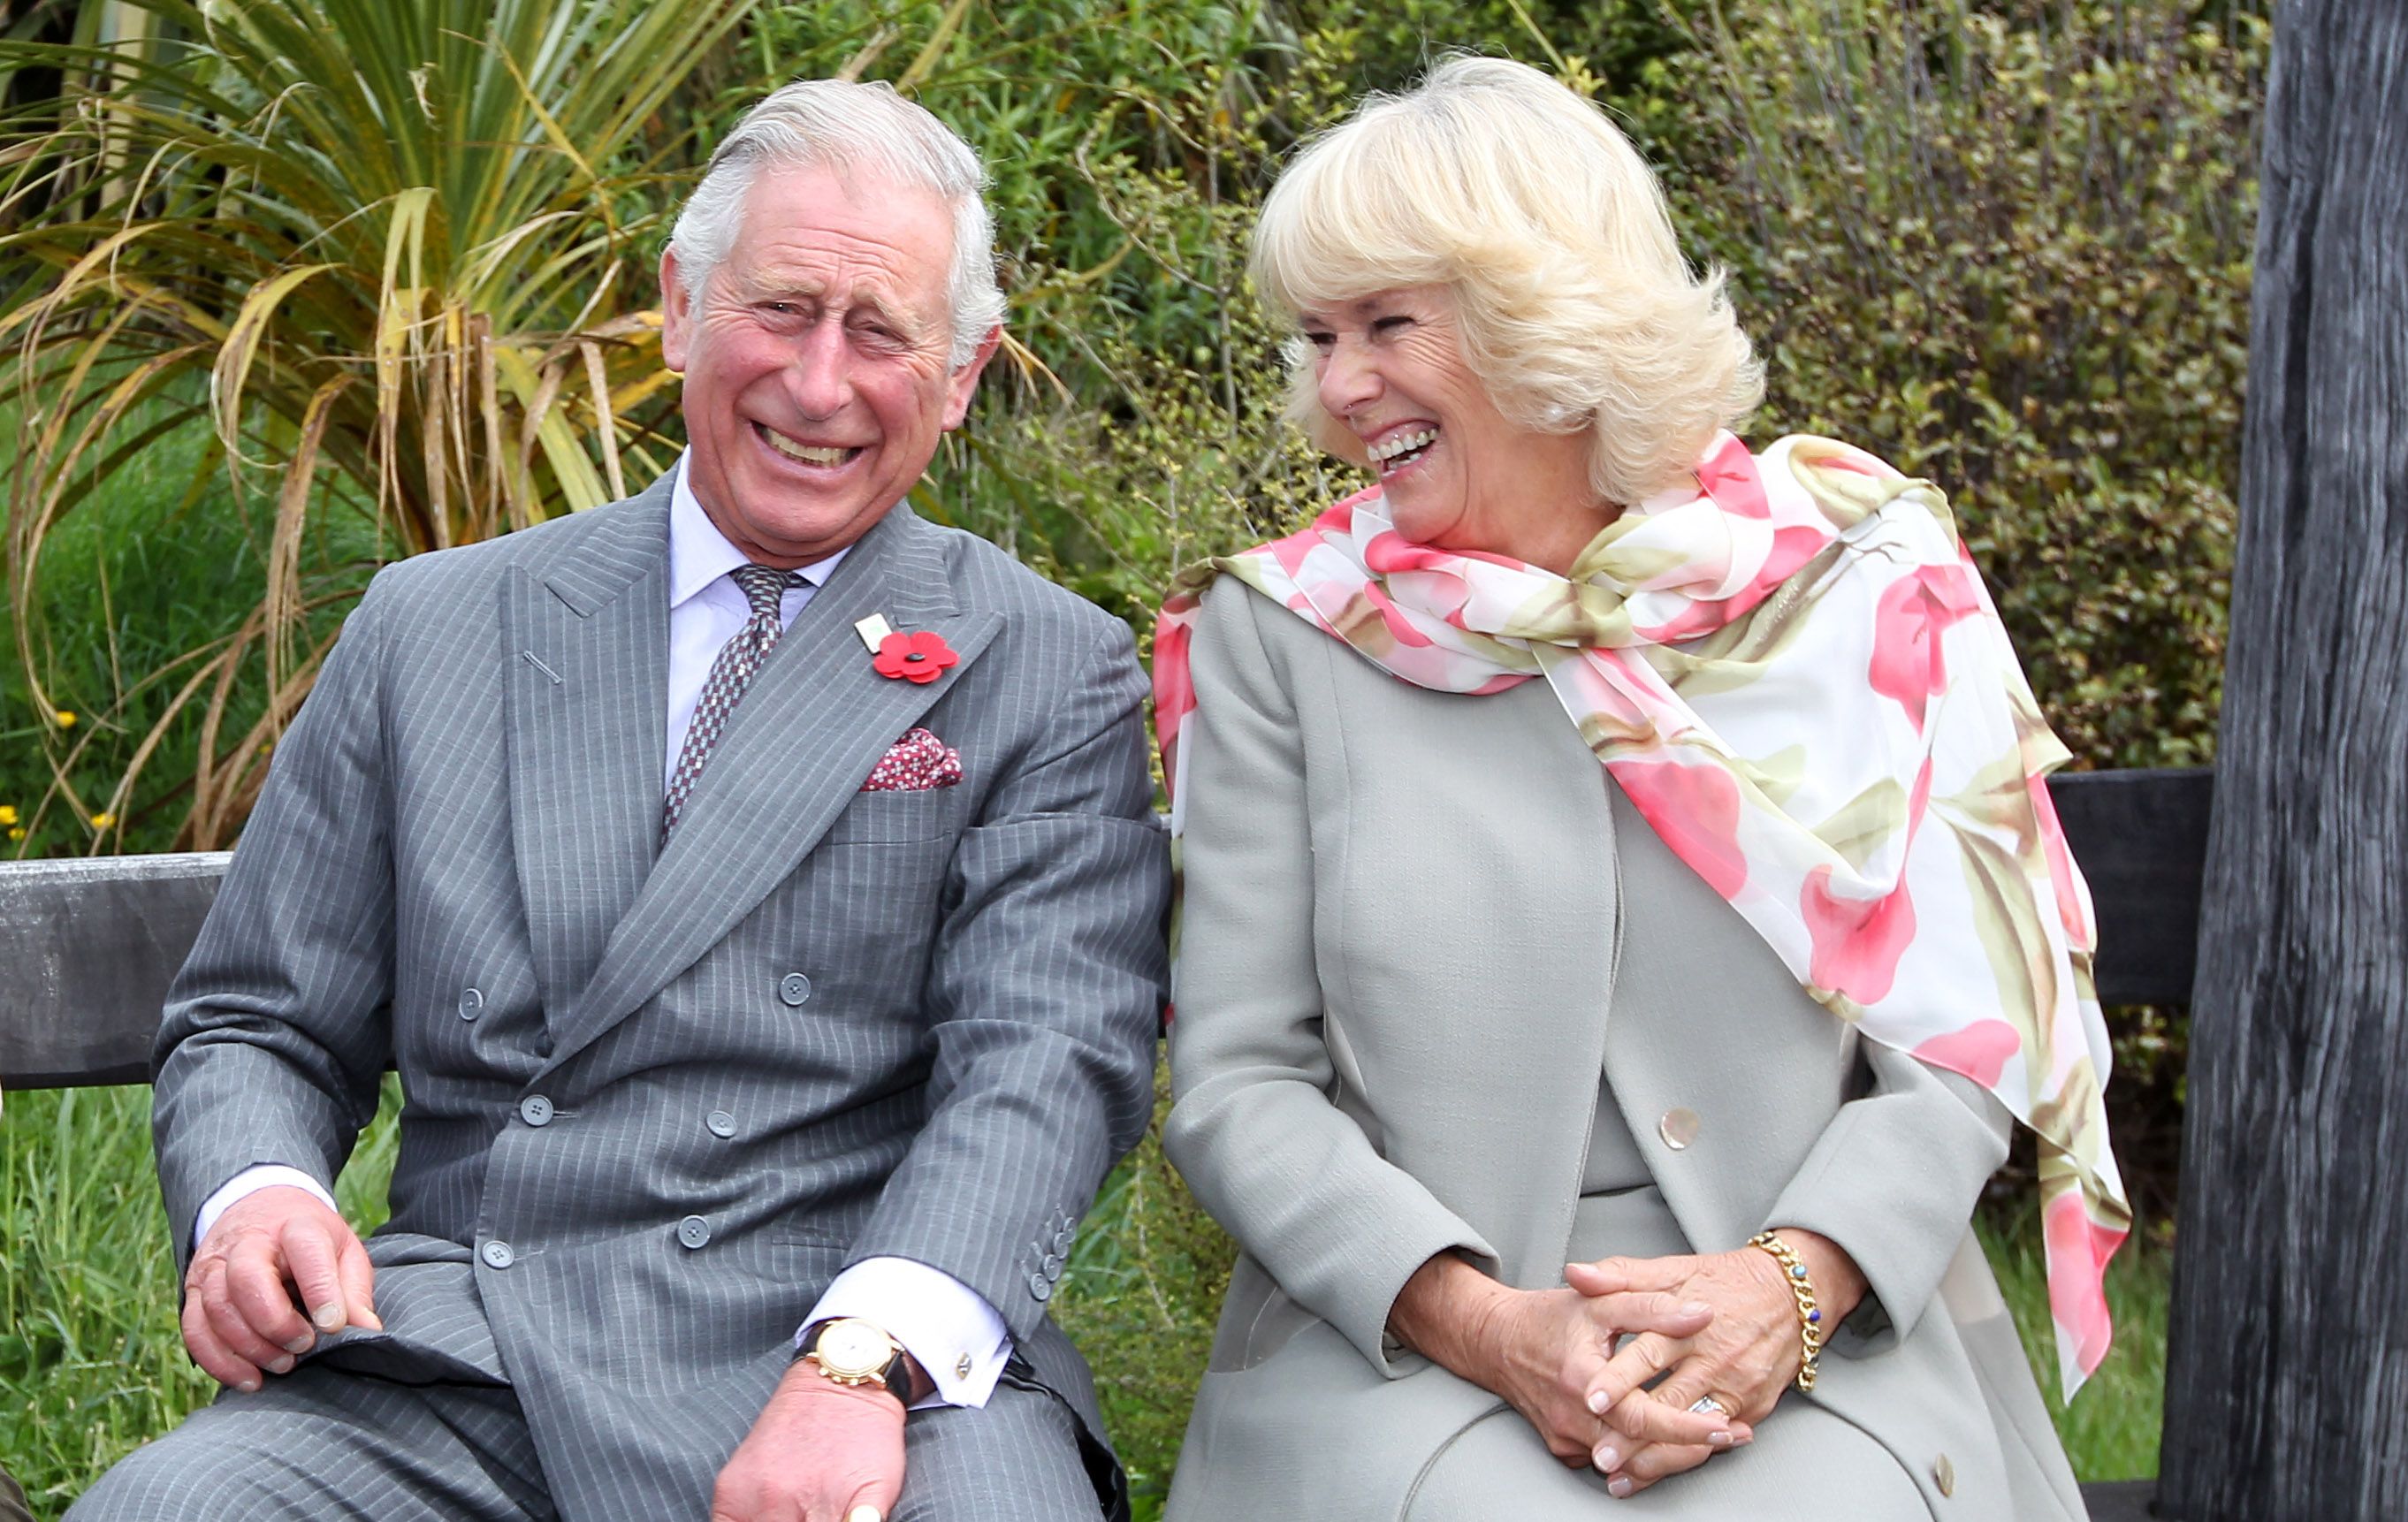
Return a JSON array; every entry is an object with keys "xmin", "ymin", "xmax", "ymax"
[
  {"xmin": 148, "ymin": 476, "xmax": 1171, "ymax": 1520},
  {"xmin": 1161, "ymin": 579, "xmax": 2088, "ymax": 1521}
]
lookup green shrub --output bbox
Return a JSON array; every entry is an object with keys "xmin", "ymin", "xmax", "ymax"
[{"xmin": 1667, "ymin": 0, "xmax": 2265, "ymax": 773}]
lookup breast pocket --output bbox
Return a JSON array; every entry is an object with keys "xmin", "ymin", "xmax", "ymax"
[{"xmin": 820, "ymin": 788, "xmax": 964, "ymax": 845}]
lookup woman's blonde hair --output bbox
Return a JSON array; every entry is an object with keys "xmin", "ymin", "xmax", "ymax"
[{"xmin": 1249, "ymin": 56, "xmax": 1762, "ymax": 506}]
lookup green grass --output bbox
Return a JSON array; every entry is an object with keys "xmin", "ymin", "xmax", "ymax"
[
  {"xmin": 0, "ymin": 402, "xmax": 387, "ymax": 861},
  {"xmin": 2, "ymin": 1067, "xmax": 2166, "ymax": 1519}
]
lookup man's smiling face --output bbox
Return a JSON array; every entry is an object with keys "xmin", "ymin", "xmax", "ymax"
[{"xmin": 659, "ymin": 159, "xmax": 994, "ymax": 567}]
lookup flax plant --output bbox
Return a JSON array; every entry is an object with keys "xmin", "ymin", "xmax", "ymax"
[{"xmin": 0, "ymin": 0, "xmax": 756, "ymax": 849}]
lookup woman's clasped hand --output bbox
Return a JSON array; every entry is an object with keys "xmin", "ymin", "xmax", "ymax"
[
  {"xmin": 1388, "ymin": 1251, "xmax": 1741, "ymax": 1476},
  {"xmin": 1563, "ymin": 1234, "xmax": 1868, "ymax": 1494}
]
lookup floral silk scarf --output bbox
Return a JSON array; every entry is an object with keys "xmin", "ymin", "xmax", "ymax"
[{"xmin": 1153, "ymin": 431, "xmax": 2129, "ymax": 1398}]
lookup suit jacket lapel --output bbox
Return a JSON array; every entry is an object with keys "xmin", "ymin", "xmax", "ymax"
[
  {"xmin": 503, "ymin": 482, "xmax": 673, "ymax": 1036},
  {"xmin": 541, "ymin": 506, "xmax": 1001, "ymax": 1074}
]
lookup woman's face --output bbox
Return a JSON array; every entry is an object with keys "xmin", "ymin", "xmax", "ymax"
[{"xmin": 1299, "ymin": 285, "xmax": 1609, "ymax": 571}]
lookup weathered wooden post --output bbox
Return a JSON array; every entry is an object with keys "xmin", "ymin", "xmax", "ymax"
[{"xmin": 2156, "ymin": 4, "xmax": 2408, "ymax": 1519}]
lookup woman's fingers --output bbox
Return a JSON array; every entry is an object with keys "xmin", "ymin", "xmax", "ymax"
[
  {"xmin": 1565, "ymin": 1253, "xmax": 1698, "ymax": 1298},
  {"xmin": 1581, "ymin": 1327, "xmax": 1673, "ymax": 1419},
  {"xmin": 1600, "ymin": 1439, "xmax": 1718, "ymax": 1498},
  {"xmin": 1602, "ymin": 1386, "xmax": 1752, "ymax": 1448},
  {"xmin": 1585, "ymin": 1289, "xmax": 1713, "ymax": 1341}
]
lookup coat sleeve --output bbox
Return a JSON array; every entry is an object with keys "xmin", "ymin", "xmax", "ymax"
[
  {"xmin": 151, "ymin": 573, "xmax": 400, "ymax": 1275},
  {"xmin": 841, "ymin": 613, "xmax": 1170, "ymax": 1346},
  {"xmin": 1760, "ymin": 1044, "xmax": 2014, "ymax": 1351},
  {"xmin": 1162, "ymin": 582, "xmax": 1496, "ymax": 1375}
]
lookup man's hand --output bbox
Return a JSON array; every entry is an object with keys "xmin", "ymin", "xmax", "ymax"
[
  {"xmin": 182, "ymin": 1183, "xmax": 380, "ymax": 1391},
  {"xmin": 711, "ymin": 1362, "xmax": 908, "ymax": 1522}
]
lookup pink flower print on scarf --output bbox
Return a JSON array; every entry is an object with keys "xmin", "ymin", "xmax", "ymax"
[
  {"xmin": 1614, "ymin": 758, "xmax": 1749, "ymax": 900},
  {"xmin": 1869, "ymin": 560, "xmax": 1985, "ymax": 730}
]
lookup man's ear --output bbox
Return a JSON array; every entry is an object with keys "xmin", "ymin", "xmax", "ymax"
[
  {"xmin": 941, "ymin": 324, "xmax": 1005, "ymax": 431},
  {"xmin": 659, "ymin": 249, "xmax": 693, "ymax": 373}
]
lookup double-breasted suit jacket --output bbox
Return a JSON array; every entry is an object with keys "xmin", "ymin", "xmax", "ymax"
[{"xmin": 149, "ymin": 475, "xmax": 1171, "ymax": 1519}]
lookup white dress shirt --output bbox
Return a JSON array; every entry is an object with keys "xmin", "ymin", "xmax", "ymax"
[{"xmin": 197, "ymin": 456, "xmax": 1013, "ymax": 1409}]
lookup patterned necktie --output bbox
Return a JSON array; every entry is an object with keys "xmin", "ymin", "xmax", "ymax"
[{"xmin": 663, "ymin": 562, "xmax": 804, "ymax": 839}]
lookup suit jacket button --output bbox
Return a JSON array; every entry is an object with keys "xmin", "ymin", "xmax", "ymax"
[
  {"xmin": 1028, "ymin": 1272, "xmax": 1052, "ymax": 1303},
  {"xmin": 678, "ymin": 1214, "xmax": 712, "ymax": 1250},
  {"xmin": 518, "ymin": 1094, "xmax": 553, "ymax": 1127},
  {"xmin": 1932, "ymin": 1454, "xmax": 1956, "ymax": 1496},
  {"xmin": 480, "ymin": 1239, "xmax": 514, "ymax": 1269},
  {"xmin": 1053, "ymin": 1226, "xmax": 1075, "ymax": 1252},
  {"xmin": 1042, "ymin": 1253, "xmax": 1063, "ymax": 1282},
  {"xmin": 458, "ymin": 987, "xmax": 484, "ymax": 1020},
  {"xmin": 706, "ymin": 1110, "xmax": 737, "ymax": 1138},
  {"xmin": 1657, "ymin": 1108, "xmax": 1701, "ymax": 1150},
  {"xmin": 779, "ymin": 973, "xmax": 812, "ymax": 1007}
]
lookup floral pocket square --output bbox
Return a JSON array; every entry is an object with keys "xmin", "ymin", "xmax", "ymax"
[{"xmin": 861, "ymin": 727, "xmax": 962, "ymax": 792}]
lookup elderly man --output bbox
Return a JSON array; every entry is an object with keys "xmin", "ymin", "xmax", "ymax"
[{"xmin": 72, "ymin": 80, "xmax": 1168, "ymax": 1522}]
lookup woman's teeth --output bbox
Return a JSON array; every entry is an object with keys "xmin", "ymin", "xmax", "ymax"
[
  {"xmin": 1369, "ymin": 427, "xmax": 1437, "ymax": 472},
  {"xmin": 759, "ymin": 426, "xmax": 853, "ymax": 466}
]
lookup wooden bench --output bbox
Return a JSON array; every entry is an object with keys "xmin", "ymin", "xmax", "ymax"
[{"xmin": 1, "ymin": 768, "xmax": 2210, "ymax": 1518}]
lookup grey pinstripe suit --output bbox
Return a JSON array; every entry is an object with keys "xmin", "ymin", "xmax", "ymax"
[{"xmin": 77, "ymin": 476, "xmax": 1170, "ymax": 1520}]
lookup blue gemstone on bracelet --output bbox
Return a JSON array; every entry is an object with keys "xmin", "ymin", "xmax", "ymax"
[
  {"xmin": 1808, "ymin": 1310, "xmax": 1822, "ymax": 1323},
  {"xmin": 1791, "ymin": 1265, "xmax": 1807, "ymax": 1278}
]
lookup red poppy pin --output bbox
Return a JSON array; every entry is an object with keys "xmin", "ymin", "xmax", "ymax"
[{"xmin": 873, "ymin": 629, "xmax": 958, "ymax": 684}]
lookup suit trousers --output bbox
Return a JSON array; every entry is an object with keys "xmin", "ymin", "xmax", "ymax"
[{"xmin": 68, "ymin": 1366, "xmax": 1102, "ymax": 1522}]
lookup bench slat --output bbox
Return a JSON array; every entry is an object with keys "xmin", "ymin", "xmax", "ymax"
[
  {"xmin": 2046, "ymin": 766, "xmax": 2214, "ymax": 1007},
  {"xmin": 0, "ymin": 768, "xmax": 2214, "ymax": 1091},
  {"xmin": 0, "ymin": 853, "xmax": 229, "ymax": 1089}
]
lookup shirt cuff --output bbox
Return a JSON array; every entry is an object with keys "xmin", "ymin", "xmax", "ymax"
[
  {"xmin": 194, "ymin": 1165, "xmax": 339, "ymax": 1254},
  {"xmin": 799, "ymin": 1258, "xmax": 1012, "ymax": 1410}
]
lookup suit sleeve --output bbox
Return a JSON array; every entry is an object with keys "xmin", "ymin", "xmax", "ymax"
[
  {"xmin": 1161, "ymin": 582, "xmax": 1496, "ymax": 1375},
  {"xmin": 1762, "ymin": 1046, "xmax": 2014, "ymax": 1350},
  {"xmin": 151, "ymin": 574, "xmax": 398, "ymax": 1274},
  {"xmin": 841, "ymin": 613, "xmax": 1170, "ymax": 1345}
]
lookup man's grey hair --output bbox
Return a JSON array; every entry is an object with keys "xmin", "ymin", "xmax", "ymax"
[{"xmin": 667, "ymin": 79, "xmax": 1006, "ymax": 369}]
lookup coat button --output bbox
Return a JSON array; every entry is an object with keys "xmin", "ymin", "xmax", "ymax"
[
  {"xmin": 518, "ymin": 1094, "xmax": 553, "ymax": 1127},
  {"xmin": 706, "ymin": 1110, "xmax": 737, "ymax": 1138},
  {"xmin": 1933, "ymin": 1454, "xmax": 1956, "ymax": 1497},
  {"xmin": 778, "ymin": 972, "xmax": 812, "ymax": 1007},
  {"xmin": 1041, "ymin": 1253, "xmax": 1063, "ymax": 1282},
  {"xmin": 1028, "ymin": 1272, "xmax": 1052, "ymax": 1303},
  {"xmin": 1053, "ymin": 1227, "xmax": 1074, "ymax": 1252},
  {"xmin": 678, "ymin": 1214, "xmax": 712, "ymax": 1250},
  {"xmin": 458, "ymin": 987, "xmax": 484, "ymax": 1020},
  {"xmin": 480, "ymin": 1239, "xmax": 514, "ymax": 1269},
  {"xmin": 1657, "ymin": 1107, "xmax": 1701, "ymax": 1150}
]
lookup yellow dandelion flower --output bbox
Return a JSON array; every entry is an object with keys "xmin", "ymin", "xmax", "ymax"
[
  {"xmin": 0, "ymin": 805, "xmax": 16, "ymax": 826},
  {"xmin": 6, "ymin": 826, "xmax": 24, "ymax": 842},
  {"xmin": 91, "ymin": 811, "xmax": 115, "ymax": 829},
  {"xmin": 54, "ymin": 710, "xmax": 77, "ymax": 728}
]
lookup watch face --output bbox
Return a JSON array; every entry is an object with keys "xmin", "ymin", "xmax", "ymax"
[{"xmin": 817, "ymin": 1320, "xmax": 891, "ymax": 1377}]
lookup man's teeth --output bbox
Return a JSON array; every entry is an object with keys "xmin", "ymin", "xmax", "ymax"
[
  {"xmin": 1369, "ymin": 428, "xmax": 1437, "ymax": 464},
  {"xmin": 761, "ymin": 428, "xmax": 852, "ymax": 466}
]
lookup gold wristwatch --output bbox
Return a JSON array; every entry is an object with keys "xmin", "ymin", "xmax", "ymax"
[{"xmin": 798, "ymin": 1317, "xmax": 912, "ymax": 1396}]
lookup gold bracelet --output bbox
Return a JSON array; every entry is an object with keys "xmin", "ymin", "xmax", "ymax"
[{"xmin": 1748, "ymin": 1230, "xmax": 1825, "ymax": 1393}]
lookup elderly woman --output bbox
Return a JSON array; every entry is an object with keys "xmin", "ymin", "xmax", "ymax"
[{"xmin": 1151, "ymin": 57, "xmax": 2127, "ymax": 1520}]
